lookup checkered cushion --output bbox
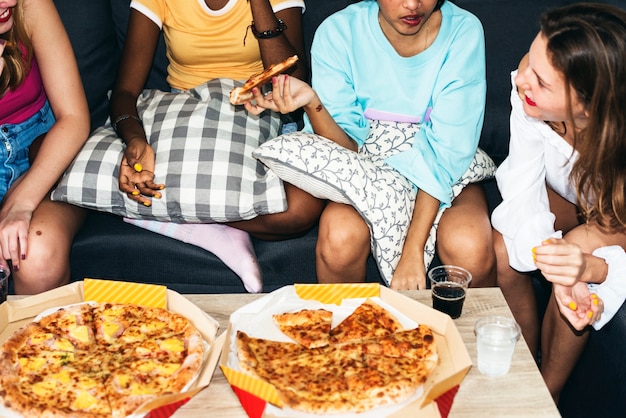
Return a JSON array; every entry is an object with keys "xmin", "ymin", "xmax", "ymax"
[
  {"xmin": 51, "ymin": 78, "xmax": 286, "ymax": 222},
  {"xmin": 253, "ymin": 122, "xmax": 496, "ymax": 285}
]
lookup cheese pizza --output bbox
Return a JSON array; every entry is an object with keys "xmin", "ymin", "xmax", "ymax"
[
  {"xmin": 236, "ymin": 299, "xmax": 439, "ymax": 414},
  {"xmin": 229, "ymin": 55, "xmax": 299, "ymax": 105},
  {"xmin": 0, "ymin": 302, "xmax": 205, "ymax": 418}
]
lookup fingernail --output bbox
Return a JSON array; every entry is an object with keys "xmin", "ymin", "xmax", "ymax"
[
  {"xmin": 142, "ymin": 201, "xmax": 151, "ymax": 207},
  {"xmin": 133, "ymin": 163, "xmax": 143, "ymax": 172},
  {"xmin": 21, "ymin": 254, "xmax": 25, "ymax": 260},
  {"xmin": 587, "ymin": 311, "xmax": 593, "ymax": 319},
  {"xmin": 132, "ymin": 190, "xmax": 139, "ymax": 196},
  {"xmin": 159, "ymin": 185, "xmax": 165, "ymax": 190},
  {"xmin": 591, "ymin": 293, "xmax": 598, "ymax": 299},
  {"xmin": 568, "ymin": 301, "xmax": 577, "ymax": 310},
  {"xmin": 154, "ymin": 193, "xmax": 161, "ymax": 199},
  {"xmin": 593, "ymin": 298, "xmax": 599, "ymax": 306},
  {"xmin": 0, "ymin": 39, "xmax": 6, "ymax": 47}
]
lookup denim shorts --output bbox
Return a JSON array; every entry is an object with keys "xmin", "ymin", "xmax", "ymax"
[{"xmin": 0, "ymin": 101, "xmax": 55, "ymax": 200}]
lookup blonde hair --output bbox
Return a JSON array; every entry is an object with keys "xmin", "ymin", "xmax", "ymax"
[{"xmin": 0, "ymin": 2, "xmax": 34, "ymax": 96}]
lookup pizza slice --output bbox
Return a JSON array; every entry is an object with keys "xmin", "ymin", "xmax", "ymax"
[
  {"xmin": 329, "ymin": 299, "xmax": 403, "ymax": 344},
  {"xmin": 272, "ymin": 308, "xmax": 333, "ymax": 348},
  {"xmin": 229, "ymin": 55, "xmax": 299, "ymax": 105}
]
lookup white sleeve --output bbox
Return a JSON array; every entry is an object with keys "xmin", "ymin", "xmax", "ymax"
[
  {"xmin": 587, "ymin": 246, "xmax": 626, "ymax": 330},
  {"xmin": 491, "ymin": 72, "xmax": 559, "ymax": 271}
]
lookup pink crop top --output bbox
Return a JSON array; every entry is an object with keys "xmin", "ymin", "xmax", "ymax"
[{"xmin": 0, "ymin": 51, "xmax": 47, "ymax": 125}]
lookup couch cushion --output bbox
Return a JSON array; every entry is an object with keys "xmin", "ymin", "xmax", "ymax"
[{"xmin": 52, "ymin": 79, "xmax": 286, "ymax": 223}]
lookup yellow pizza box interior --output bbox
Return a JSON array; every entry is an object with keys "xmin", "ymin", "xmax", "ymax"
[
  {"xmin": 0, "ymin": 278, "xmax": 223, "ymax": 416},
  {"xmin": 220, "ymin": 283, "xmax": 472, "ymax": 418}
]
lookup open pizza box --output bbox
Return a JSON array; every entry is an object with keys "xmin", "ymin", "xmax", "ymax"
[
  {"xmin": 220, "ymin": 283, "xmax": 472, "ymax": 418},
  {"xmin": 0, "ymin": 278, "xmax": 223, "ymax": 417}
]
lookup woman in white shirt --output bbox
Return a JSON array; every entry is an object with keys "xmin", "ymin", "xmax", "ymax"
[{"xmin": 492, "ymin": 3, "xmax": 626, "ymax": 404}]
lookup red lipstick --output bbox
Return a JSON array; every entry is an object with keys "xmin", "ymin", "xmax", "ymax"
[{"xmin": 525, "ymin": 95, "xmax": 537, "ymax": 107}]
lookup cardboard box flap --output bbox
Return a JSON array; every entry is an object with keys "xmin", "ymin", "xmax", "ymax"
[
  {"xmin": 83, "ymin": 278, "xmax": 167, "ymax": 308},
  {"xmin": 294, "ymin": 283, "xmax": 380, "ymax": 304}
]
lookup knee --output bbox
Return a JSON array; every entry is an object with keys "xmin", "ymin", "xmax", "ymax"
[
  {"xmin": 13, "ymin": 242, "xmax": 69, "ymax": 295},
  {"xmin": 316, "ymin": 227, "xmax": 368, "ymax": 272},
  {"xmin": 438, "ymin": 227, "xmax": 495, "ymax": 285}
]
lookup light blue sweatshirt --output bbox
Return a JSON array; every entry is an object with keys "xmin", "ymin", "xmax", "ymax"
[{"xmin": 303, "ymin": 1, "xmax": 486, "ymax": 207}]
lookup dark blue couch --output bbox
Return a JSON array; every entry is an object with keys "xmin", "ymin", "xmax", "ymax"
[{"xmin": 52, "ymin": 1, "xmax": 626, "ymax": 416}]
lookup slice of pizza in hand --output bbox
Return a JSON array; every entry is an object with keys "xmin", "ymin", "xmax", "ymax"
[
  {"xmin": 229, "ymin": 55, "xmax": 299, "ymax": 105},
  {"xmin": 329, "ymin": 299, "xmax": 403, "ymax": 344},
  {"xmin": 272, "ymin": 309, "xmax": 333, "ymax": 348}
]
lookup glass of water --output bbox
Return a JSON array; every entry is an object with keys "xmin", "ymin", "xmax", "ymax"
[{"xmin": 474, "ymin": 316, "xmax": 521, "ymax": 376}]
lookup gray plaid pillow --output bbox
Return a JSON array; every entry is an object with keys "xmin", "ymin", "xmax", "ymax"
[{"xmin": 51, "ymin": 78, "xmax": 287, "ymax": 222}]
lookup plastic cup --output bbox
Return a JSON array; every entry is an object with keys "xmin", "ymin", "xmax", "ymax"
[
  {"xmin": 474, "ymin": 316, "xmax": 521, "ymax": 376},
  {"xmin": 0, "ymin": 265, "xmax": 9, "ymax": 304},
  {"xmin": 428, "ymin": 265, "xmax": 472, "ymax": 319}
]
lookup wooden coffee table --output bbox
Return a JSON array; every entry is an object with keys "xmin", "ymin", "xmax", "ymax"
[{"xmin": 176, "ymin": 288, "xmax": 560, "ymax": 417}]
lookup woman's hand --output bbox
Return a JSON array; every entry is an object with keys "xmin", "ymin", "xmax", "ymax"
[
  {"xmin": 553, "ymin": 282, "xmax": 603, "ymax": 330},
  {"xmin": 118, "ymin": 139, "xmax": 165, "ymax": 206},
  {"xmin": 533, "ymin": 237, "xmax": 585, "ymax": 286},
  {"xmin": 244, "ymin": 74, "xmax": 317, "ymax": 115},
  {"xmin": 0, "ymin": 200, "xmax": 33, "ymax": 272},
  {"xmin": 390, "ymin": 258, "xmax": 427, "ymax": 290}
]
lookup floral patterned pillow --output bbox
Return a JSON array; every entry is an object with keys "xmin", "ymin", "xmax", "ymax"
[{"xmin": 253, "ymin": 121, "xmax": 496, "ymax": 285}]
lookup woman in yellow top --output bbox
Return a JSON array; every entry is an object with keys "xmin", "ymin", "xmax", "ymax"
[{"xmin": 108, "ymin": 0, "xmax": 323, "ymax": 293}]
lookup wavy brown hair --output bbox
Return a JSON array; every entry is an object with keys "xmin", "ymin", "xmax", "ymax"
[
  {"xmin": 541, "ymin": 3, "xmax": 626, "ymax": 232},
  {"xmin": 0, "ymin": 1, "xmax": 34, "ymax": 96}
]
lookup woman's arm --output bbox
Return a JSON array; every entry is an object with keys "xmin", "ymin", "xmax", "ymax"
[
  {"xmin": 0, "ymin": 0, "xmax": 90, "ymax": 262},
  {"xmin": 390, "ymin": 191, "xmax": 440, "ymax": 290},
  {"xmin": 109, "ymin": 10, "xmax": 164, "ymax": 205},
  {"xmin": 249, "ymin": 0, "xmax": 307, "ymax": 81}
]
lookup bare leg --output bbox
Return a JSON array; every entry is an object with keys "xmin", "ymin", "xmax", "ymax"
[
  {"xmin": 315, "ymin": 202, "xmax": 370, "ymax": 283},
  {"xmin": 540, "ymin": 295, "xmax": 589, "ymax": 403},
  {"xmin": 493, "ymin": 229, "xmax": 541, "ymax": 360},
  {"xmin": 229, "ymin": 183, "xmax": 326, "ymax": 240},
  {"xmin": 13, "ymin": 198, "xmax": 86, "ymax": 294},
  {"xmin": 540, "ymin": 221, "xmax": 626, "ymax": 403},
  {"xmin": 437, "ymin": 184, "xmax": 496, "ymax": 287}
]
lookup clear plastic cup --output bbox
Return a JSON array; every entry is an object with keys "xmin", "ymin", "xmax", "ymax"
[
  {"xmin": 474, "ymin": 316, "xmax": 521, "ymax": 376},
  {"xmin": 428, "ymin": 265, "xmax": 472, "ymax": 319},
  {"xmin": 0, "ymin": 265, "xmax": 9, "ymax": 304}
]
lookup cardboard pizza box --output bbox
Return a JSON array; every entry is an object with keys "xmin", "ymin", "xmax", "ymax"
[
  {"xmin": 0, "ymin": 278, "xmax": 223, "ymax": 417},
  {"xmin": 220, "ymin": 283, "xmax": 472, "ymax": 418}
]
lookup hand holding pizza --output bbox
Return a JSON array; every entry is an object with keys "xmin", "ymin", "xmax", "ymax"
[{"xmin": 243, "ymin": 74, "xmax": 318, "ymax": 116}]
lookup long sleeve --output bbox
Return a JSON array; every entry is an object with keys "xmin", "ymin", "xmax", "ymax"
[
  {"xmin": 491, "ymin": 72, "xmax": 574, "ymax": 272},
  {"xmin": 304, "ymin": 1, "xmax": 486, "ymax": 207},
  {"xmin": 588, "ymin": 246, "xmax": 626, "ymax": 330}
]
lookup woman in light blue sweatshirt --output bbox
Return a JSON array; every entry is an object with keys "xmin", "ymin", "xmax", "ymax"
[{"xmin": 247, "ymin": 0, "xmax": 495, "ymax": 290}]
